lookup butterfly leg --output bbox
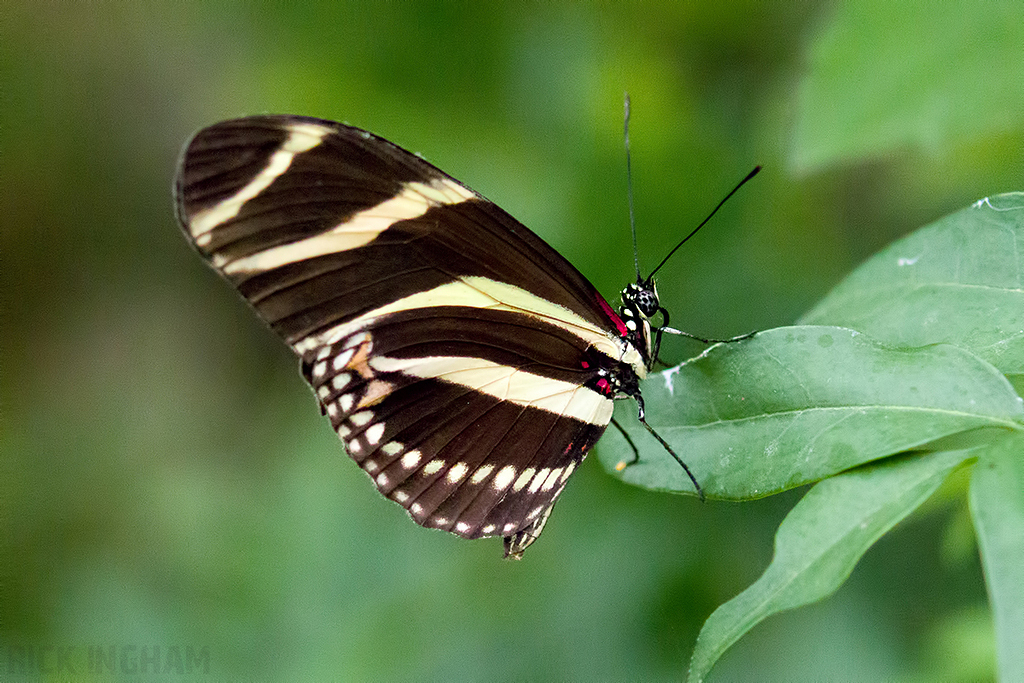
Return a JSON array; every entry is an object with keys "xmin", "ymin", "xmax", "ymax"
[
  {"xmin": 660, "ymin": 323, "xmax": 757, "ymax": 346},
  {"xmin": 651, "ymin": 307, "xmax": 755, "ymax": 367},
  {"xmin": 637, "ymin": 416, "xmax": 706, "ymax": 502},
  {"xmin": 615, "ymin": 394, "xmax": 706, "ymax": 502}
]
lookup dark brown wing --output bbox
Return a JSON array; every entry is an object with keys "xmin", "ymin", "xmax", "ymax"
[{"xmin": 174, "ymin": 115, "xmax": 633, "ymax": 557}]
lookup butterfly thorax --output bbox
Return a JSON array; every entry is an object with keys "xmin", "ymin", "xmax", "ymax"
[{"xmin": 580, "ymin": 345, "xmax": 643, "ymax": 402}]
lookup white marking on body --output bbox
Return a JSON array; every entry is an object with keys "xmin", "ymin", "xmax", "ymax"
[
  {"xmin": 348, "ymin": 440, "xmax": 361, "ymax": 454},
  {"xmin": 190, "ymin": 122, "xmax": 330, "ymax": 242},
  {"xmin": 542, "ymin": 468, "xmax": 562, "ymax": 491},
  {"xmin": 503, "ymin": 523, "xmax": 516, "ymax": 533},
  {"xmin": 423, "ymin": 459, "xmax": 444, "ymax": 475},
  {"xmin": 471, "ymin": 464, "xmax": 494, "ymax": 484},
  {"xmin": 528, "ymin": 468, "xmax": 550, "ymax": 494},
  {"xmin": 368, "ymin": 355, "xmax": 615, "ymax": 423},
  {"xmin": 332, "ymin": 373, "xmax": 351, "ymax": 391},
  {"xmin": 528, "ymin": 505, "xmax": 543, "ymax": 520},
  {"xmin": 317, "ymin": 386, "xmax": 330, "ymax": 400},
  {"xmin": 433, "ymin": 517, "xmax": 448, "ymax": 526},
  {"xmin": 447, "ymin": 462, "xmax": 469, "ymax": 483},
  {"xmin": 363, "ymin": 459, "xmax": 377, "ymax": 472},
  {"xmin": 401, "ymin": 450, "xmax": 422, "ymax": 469},
  {"xmin": 339, "ymin": 394, "xmax": 355, "ymax": 412},
  {"xmin": 220, "ymin": 178, "xmax": 475, "ymax": 274},
  {"xmin": 326, "ymin": 403, "xmax": 338, "ymax": 418},
  {"xmin": 375, "ymin": 473, "xmax": 389, "ymax": 487},
  {"xmin": 316, "ymin": 346, "xmax": 331, "ymax": 361},
  {"xmin": 513, "ymin": 468, "xmax": 535, "ymax": 492},
  {"xmin": 332, "ymin": 348, "xmax": 355, "ymax": 371},
  {"xmin": 393, "ymin": 490, "xmax": 409, "ymax": 503},
  {"xmin": 382, "ymin": 442, "xmax": 403, "ymax": 456},
  {"xmin": 559, "ymin": 461, "xmax": 576, "ymax": 483},
  {"xmin": 482, "ymin": 524, "xmax": 496, "ymax": 534},
  {"xmin": 312, "ymin": 361, "xmax": 327, "ymax": 378},
  {"xmin": 295, "ymin": 277, "xmax": 644, "ymax": 378},
  {"xmin": 337, "ymin": 424, "xmax": 350, "ymax": 438},
  {"xmin": 364, "ymin": 423, "xmax": 385, "ymax": 445},
  {"xmin": 455, "ymin": 522, "xmax": 471, "ymax": 533},
  {"xmin": 349, "ymin": 410, "xmax": 373, "ymax": 426},
  {"xmin": 492, "ymin": 465, "xmax": 516, "ymax": 490},
  {"xmin": 411, "ymin": 503, "xmax": 423, "ymax": 516}
]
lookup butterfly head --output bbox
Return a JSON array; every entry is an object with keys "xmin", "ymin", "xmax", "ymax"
[
  {"xmin": 619, "ymin": 279, "xmax": 660, "ymax": 370},
  {"xmin": 624, "ymin": 279, "xmax": 660, "ymax": 317}
]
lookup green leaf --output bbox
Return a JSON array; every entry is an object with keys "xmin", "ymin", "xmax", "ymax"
[
  {"xmin": 969, "ymin": 432, "xmax": 1024, "ymax": 681},
  {"xmin": 687, "ymin": 449, "xmax": 973, "ymax": 683},
  {"xmin": 602, "ymin": 326, "xmax": 1023, "ymax": 498},
  {"xmin": 801, "ymin": 193, "xmax": 1024, "ymax": 377},
  {"xmin": 791, "ymin": 1, "xmax": 1024, "ymax": 172}
]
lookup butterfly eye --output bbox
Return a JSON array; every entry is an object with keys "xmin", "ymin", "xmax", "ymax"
[{"xmin": 635, "ymin": 288, "xmax": 659, "ymax": 317}]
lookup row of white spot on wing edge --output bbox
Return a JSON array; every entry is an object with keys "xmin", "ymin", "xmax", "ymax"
[
  {"xmin": 351, "ymin": 438, "xmax": 560, "ymax": 540},
  {"xmin": 368, "ymin": 444, "xmax": 568, "ymax": 539}
]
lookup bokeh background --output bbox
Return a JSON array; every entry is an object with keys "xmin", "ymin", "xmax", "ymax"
[{"xmin": 4, "ymin": 2, "xmax": 1022, "ymax": 680}]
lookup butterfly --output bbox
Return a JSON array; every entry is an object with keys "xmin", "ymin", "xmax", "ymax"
[{"xmin": 174, "ymin": 114, "xmax": 756, "ymax": 558}]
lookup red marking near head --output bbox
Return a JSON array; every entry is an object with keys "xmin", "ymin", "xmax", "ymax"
[
  {"xmin": 596, "ymin": 377, "xmax": 611, "ymax": 395},
  {"xmin": 581, "ymin": 360, "xmax": 589, "ymax": 369},
  {"xmin": 595, "ymin": 295, "xmax": 628, "ymax": 337}
]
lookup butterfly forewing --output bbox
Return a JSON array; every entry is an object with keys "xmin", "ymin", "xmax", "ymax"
[{"xmin": 175, "ymin": 115, "xmax": 641, "ymax": 557}]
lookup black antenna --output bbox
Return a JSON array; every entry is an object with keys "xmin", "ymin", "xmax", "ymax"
[
  {"xmin": 645, "ymin": 165, "xmax": 761, "ymax": 283},
  {"xmin": 624, "ymin": 94, "xmax": 641, "ymax": 283}
]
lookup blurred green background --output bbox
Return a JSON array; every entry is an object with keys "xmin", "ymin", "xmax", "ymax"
[{"xmin": 3, "ymin": 2, "xmax": 1022, "ymax": 680}]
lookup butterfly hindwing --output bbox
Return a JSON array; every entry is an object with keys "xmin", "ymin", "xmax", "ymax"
[{"xmin": 175, "ymin": 115, "xmax": 642, "ymax": 557}]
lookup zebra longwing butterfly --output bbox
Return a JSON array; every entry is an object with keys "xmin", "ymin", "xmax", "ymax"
[{"xmin": 174, "ymin": 115, "xmax": 750, "ymax": 558}]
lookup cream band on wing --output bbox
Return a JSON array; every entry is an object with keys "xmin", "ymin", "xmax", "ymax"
[
  {"xmin": 190, "ymin": 122, "xmax": 332, "ymax": 244},
  {"xmin": 219, "ymin": 178, "xmax": 476, "ymax": 273},
  {"xmin": 367, "ymin": 354, "xmax": 614, "ymax": 425},
  {"xmin": 294, "ymin": 275, "xmax": 642, "ymax": 373}
]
